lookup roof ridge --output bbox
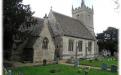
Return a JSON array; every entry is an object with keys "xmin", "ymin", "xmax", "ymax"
[
  {"xmin": 52, "ymin": 11, "xmax": 90, "ymax": 28},
  {"xmin": 76, "ymin": 20, "xmax": 96, "ymax": 39},
  {"xmin": 52, "ymin": 11, "xmax": 80, "ymax": 22},
  {"xmin": 79, "ymin": 22, "xmax": 96, "ymax": 40},
  {"xmin": 51, "ymin": 11, "xmax": 64, "ymax": 36}
]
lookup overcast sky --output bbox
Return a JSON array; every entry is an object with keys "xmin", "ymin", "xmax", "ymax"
[{"xmin": 23, "ymin": 0, "xmax": 121, "ymax": 34}]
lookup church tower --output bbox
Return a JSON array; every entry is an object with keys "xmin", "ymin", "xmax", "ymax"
[{"xmin": 72, "ymin": 0, "xmax": 94, "ymax": 36}]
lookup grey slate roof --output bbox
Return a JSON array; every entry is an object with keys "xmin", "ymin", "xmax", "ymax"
[
  {"xmin": 30, "ymin": 17, "xmax": 44, "ymax": 36},
  {"xmin": 52, "ymin": 11, "xmax": 95, "ymax": 40}
]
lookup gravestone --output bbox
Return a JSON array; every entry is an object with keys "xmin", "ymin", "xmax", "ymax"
[
  {"xmin": 111, "ymin": 65, "xmax": 117, "ymax": 72},
  {"xmin": 101, "ymin": 63, "xmax": 108, "ymax": 70},
  {"xmin": 74, "ymin": 59, "xmax": 80, "ymax": 67}
]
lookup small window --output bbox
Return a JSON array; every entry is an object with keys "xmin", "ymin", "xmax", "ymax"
[
  {"xmin": 78, "ymin": 41, "xmax": 83, "ymax": 51},
  {"xmin": 42, "ymin": 37, "xmax": 49, "ymax": 49},
  {"xmin": 68, "ymin": 39, "xmax": 74, "ymax": 51},
  {"xmin": 88, "ymin": 41, "xmax": 92, "ymax": 51}
]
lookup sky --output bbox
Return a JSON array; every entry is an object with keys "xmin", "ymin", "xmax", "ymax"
[{"xmin": 22, "ymin": 0, "xmax": 121, "ymax": 34}]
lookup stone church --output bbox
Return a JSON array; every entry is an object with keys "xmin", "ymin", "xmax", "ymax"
[{"xmin": 12, "ymin": 0, "xmax": 98, "ymax": 63}]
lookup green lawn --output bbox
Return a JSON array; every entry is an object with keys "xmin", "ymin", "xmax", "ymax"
[
  {"xmin": 80, "ymin": 57, "xmax": 118, "ymax": 67},
  {"xmin": 9, "ymin": 64, "xmax": 117, "ymax": 75}
]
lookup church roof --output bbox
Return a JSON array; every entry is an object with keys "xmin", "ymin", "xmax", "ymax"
[
  {"xmin": 51, "ymin": 11, "xmax": 95, "ymax": 40},
  {"xmin": 30, "ymin": 17, "xmax": 44, "ymax": 36}
]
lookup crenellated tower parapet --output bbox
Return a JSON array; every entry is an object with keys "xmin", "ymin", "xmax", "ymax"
[{"xmin": 72, "ymin": 6, "xmax": 93, "ymax": 14}]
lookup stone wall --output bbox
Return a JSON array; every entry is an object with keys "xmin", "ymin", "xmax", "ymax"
[
  {"xmin": 61, "ymin": 36, "xmax": 95, "ymax": 59},
  {"xmin": 33, "ymin": 18, "xmax": 55, "ymax": 63}
]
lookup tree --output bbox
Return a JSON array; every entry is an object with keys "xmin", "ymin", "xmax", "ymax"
[
  {"xmin": 3, "ymin": 0, "xmax": 36, "ymax": 60},
  {"xmin": 96, "ymin": 27, "xmax": 118, "ymax": 56}
]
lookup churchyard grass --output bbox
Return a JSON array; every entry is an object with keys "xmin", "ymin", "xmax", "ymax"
[
  {"xmin": 8, "ymin": 64, "xmax": 117, "ymax": 75},
  {"xmin": 80, "ymin": 57, "xmax": 118, "ymax": 67}
]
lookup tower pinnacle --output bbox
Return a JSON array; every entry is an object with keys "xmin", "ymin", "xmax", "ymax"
[
  {"xmin": 92, "ymin": 5, "xmax": 93, "ymax": 11},
  {"xmin": 81, "ymin": 0, "xmax": 86, "ymax": 8},
  {"xmin": 50, "ymin": 6, "xmax": 52, "ymax": 11},
  {"xmin": 72, "ymin": 5, "xmax": 74, "ymax": 11}
]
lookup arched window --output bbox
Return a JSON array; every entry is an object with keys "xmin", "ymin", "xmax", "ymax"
[{"xmin": 42, "ymin": 37, "xmax": 49, "ymax": 49}]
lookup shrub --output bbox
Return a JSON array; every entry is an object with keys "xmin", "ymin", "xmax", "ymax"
[
  {"xmin": 77, "ymin": 68, "xmax": 82, "ymax": 73},
  {"xmin": 95, "ymin": 58, "xmax": 98, "ymax": 61},
  {"xmin": 50, "ymin": 69, "xmax": 56, "ymax": 73},
  {"xmin": 49, "ymin": 68, "xmax": 61, "ymax": 73},
  {"xmin": 89, "ymin": 60, "xmax": 93, "ymax": 63}
]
